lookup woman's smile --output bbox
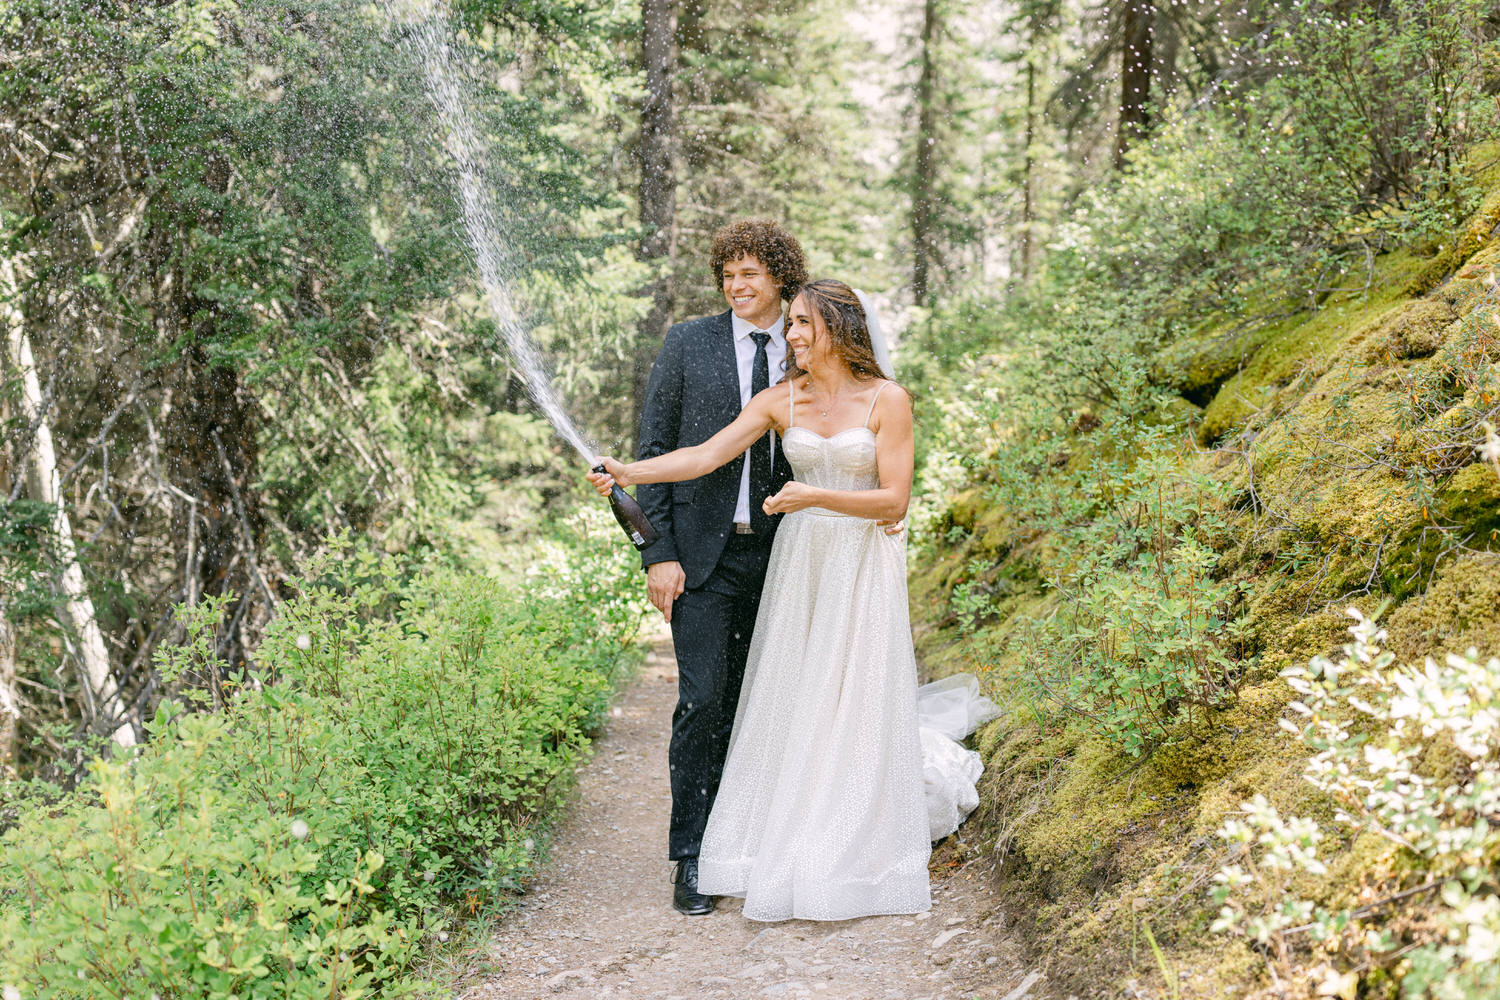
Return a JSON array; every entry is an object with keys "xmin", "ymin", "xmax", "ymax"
[{"xmin": 786, "ymin": 333, "xmax": 810, "ymax": 365}]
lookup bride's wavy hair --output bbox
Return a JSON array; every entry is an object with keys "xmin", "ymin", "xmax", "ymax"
[{"xmin": 784, "ymin": 279, "xmax": 892, "ymax": 383}]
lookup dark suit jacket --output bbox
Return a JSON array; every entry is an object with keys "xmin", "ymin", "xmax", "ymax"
[{"xmin": 636, "ymin": 310, "xmax": 794, "ymax": 589}]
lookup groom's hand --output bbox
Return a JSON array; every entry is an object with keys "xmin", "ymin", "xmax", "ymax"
[
  {"xmin": 646, "ymin": 561, "xmax": 686, "ymax": 622},
  {"xmin": 877, "ymin": 519, "xmax": 906, "ymax": 537}
]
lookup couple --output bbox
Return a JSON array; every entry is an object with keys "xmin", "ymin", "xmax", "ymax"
[{"xmin": 590, "ymin": 219, "xmax": 975, "ymax": 924}]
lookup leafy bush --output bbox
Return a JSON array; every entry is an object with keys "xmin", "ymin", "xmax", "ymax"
[
  {"xmin": 1212, "ymin": 609, "xmax": 1500, "ymax": 998},
  {"xmin": 912, "ymin": 318, "xmax": 1247, "ymax": 754},
  {"xmin": 1262, "ymin": 0, "xmax": 1496, "ymax": 231},
  {"xmin": 0, "ymin": 500, "xmax": 58, "ymax": 624},
  {"xmin": 0, "ymin": 529, "xmax": 641, "ymax": 998},
  {"xmin": 1007, "ymin": 431, "xmax": 1248, "ymax": 755}
]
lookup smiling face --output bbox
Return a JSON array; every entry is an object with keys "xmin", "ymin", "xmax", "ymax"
[
  {"xmin": 783, "ymin": 279, "xmax": 887, "ymax": 384},
  {"xmin": 721, "ymin": 254, "xmax": 784, "ymax": 329},
  {"xmin": 785, "ymin": 292, "xmax": 835, "ymax": 374}
]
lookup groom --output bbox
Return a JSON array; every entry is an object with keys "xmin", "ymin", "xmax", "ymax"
[{"xmin": 635, "ymin": 218, "xmax": 805, "ymax": 915}]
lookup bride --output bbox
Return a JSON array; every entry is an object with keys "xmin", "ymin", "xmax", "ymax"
[{"xmin": 589, "ymin": 279, "xmax": 931, "ymax": 921}]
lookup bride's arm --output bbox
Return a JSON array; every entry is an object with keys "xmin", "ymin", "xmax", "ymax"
[
  {"xmin": 763, "ymin": 384, "xmax": 913, "ymax": 521},
  {"xmin": 592, "ymin": 385, "xmax": 786, "ymax": 488}
]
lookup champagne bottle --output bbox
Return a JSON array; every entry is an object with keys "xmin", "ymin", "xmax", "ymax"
[{"xmin": 593, "ymin": 464, "xmax": 660, "ymax": 550}]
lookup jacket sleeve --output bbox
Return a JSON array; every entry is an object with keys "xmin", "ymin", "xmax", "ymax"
[{"xmin": 635, "ymin": 326, "xmax": 682, "ymax": 568}]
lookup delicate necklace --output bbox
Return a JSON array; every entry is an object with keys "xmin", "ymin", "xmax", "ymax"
[{"xmin": 808, "ymin": 378, "xmax": 845, "ymax": 418}]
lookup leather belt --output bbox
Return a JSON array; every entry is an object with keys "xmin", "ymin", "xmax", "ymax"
[{"xmin": 732, "ymin": 522, "xmax": 755, "ymax": 535}]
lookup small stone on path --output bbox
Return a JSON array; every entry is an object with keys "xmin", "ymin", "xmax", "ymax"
[
  {"xmin": 931, "ymin": 927, "xmax": 968, "ymax": 948},
  {"xmin": 1001, "ymin": 970, "xmax": 1045, "ymax": 1000}
]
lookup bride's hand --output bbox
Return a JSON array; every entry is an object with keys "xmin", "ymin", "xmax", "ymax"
[
  {"xmin": 587, "ymin": 457, "xmax": 631, "ymax": 495},
  {"xmin": 763, "ymin": 482, "xmax": 817, "ymax": 515}
]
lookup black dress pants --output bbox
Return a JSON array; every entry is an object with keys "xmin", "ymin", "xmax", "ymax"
[{"xmin": 667, "ymin": 531, "xmax": 774, "ymax": 861}]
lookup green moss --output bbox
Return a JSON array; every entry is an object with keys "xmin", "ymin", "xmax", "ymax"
[
  {"xmin": 1386, "ymin": 548, "xmax": 1500, "ymax": 661},
  {"xmin": 1380, "ymin": 466, "xmax": 1500, "ymax": 603},
  {"xmin": 1198, "ymin": 288, "xmax": 1409, "ymax": 445},
  {"xmin": 946, "ymin": 486, "xmax": 985, "ymax": 531},
  {"xmin": 1153, "ymin": 315, "xmax": 1282, "ymax": 406},
  {"xmin": 1359, "ymin": 298, "xmax": 1460, "ymax": 361},
  {"xmin": 1016, "ymin": 738, "xmax": 1160, "ymax": 877}
]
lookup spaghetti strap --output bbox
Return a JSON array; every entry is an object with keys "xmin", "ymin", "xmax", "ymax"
[{"xmin": 862, "ymin": 380, "xmax": 890, "ymax": 428}]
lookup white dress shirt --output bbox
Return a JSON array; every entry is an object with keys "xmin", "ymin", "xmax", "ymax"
[{"xmin": 730, "ymin": 312, "xmax": 788, "ymax": 524}]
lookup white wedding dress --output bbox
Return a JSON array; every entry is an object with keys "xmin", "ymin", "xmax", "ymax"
[{"xmin": 697, "ymin": 383, "xmax": 997, "ymax": 922}]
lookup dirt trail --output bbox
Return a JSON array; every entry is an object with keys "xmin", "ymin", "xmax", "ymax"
[{"xmin": 462, "ymin": 634, "xmax": 1044, "ymax": 1000}]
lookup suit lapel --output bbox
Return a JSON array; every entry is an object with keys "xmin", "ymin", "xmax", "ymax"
[{"xmin": 708, "ymin": 310, "xmax": 741, "ymax": 415}]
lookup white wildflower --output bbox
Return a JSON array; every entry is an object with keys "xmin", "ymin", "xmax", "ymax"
[
  {"xmin": 291, "ymin": 819, "xmax": 310, "ymax": 841},
  {"xmin": 1479, "ymin": 423, "xmax": 1500, "ymax": 466},
  {"xmin": 295, "ymin": 633, "xmax": 312, "ymax": 651},
  {"xmin": 4, "ymin": 985, "xmax": 21, "ymax": 1000}
]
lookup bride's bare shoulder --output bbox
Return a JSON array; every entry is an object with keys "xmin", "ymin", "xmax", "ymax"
[
  {"xmin": 873, "ymin": 379, "xmax": 911, "ymax": 408},
  {"xmin": 869, "ymin": 380, "xmax": 913, "ymax": 433}
]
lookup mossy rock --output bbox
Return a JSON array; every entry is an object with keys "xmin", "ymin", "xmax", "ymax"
[
  {"xmin": 1320, "ymin": 830, "xmax": 1406, "ymax": 911},
  {"xmin": 1386, "ymin": 546, "xmax": 1500, "ymax": 661},
  {"xmin": 910, "ymin": 155, "xmax": 1500, "ymax": 1000},
  {"xmin": 1381, "ymin": 465, "xmax": 1500, "ymax": 602},
  {"xmin": 1199, "ymin": 292, "xmax": 1409, "ymax": 445},
  {"xmin": 945, "ymin": 486, "xmax": 985, "ymax": 532},
  {"xmin": 1152, "ymin": 318, "xmax": 1276, "ymax": 406},
  {"xmin": 1438, "ymin": 460, "xmax": 1500, "ymax": 536},
  {"xmin": 1281, "ymin": 606, "xmax": 1358, "ymax": 662},
  {"xmin": 1148, "ymin": 699, "xmax": 1288, "ymax": 792},
  {"xmin": 1359, "ymin": 297, "xmax": 1458, "ymax": 362}
]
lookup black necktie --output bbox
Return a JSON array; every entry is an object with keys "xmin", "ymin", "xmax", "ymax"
[{"xmin": 749, "ymin": 331, "xmax": 773, "ymax": 532}]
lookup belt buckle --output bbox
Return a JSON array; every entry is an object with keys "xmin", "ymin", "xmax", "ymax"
[{"xmin": 733, "ymin": 522, "xmax": 754, "ymax": 535}]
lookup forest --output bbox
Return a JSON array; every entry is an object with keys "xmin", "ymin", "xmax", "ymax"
[{"xmin": 2, "ymin": 0, "xmax": 1499, "ymax": 996}]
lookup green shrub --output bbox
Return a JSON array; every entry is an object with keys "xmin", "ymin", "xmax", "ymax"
[
  {"xmin": 0, "ymin": 529, "xmax": 641, "ymax": 998},
  {"xmin": 1009, "ymin": 431, "xmax": 1249, "ymax": 755}
]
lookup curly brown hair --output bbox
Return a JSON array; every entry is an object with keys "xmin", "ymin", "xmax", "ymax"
[{"xmin": 708, "ymin": 219, "xmax": 807, "ymax": 302}]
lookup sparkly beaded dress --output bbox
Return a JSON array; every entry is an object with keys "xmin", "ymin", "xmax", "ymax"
[{"xmin": 696, "ymin": 382, "xmax": 932, "ymax": 922}]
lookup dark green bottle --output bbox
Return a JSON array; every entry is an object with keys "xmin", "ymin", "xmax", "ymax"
[{"xmin": 594, "ymin": 465, "xmax": 660, "ymax": 550}]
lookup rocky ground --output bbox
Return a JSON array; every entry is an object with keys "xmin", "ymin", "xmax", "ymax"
[{"xmin": 459, "ymin": 634, "xmax": 1047, "ymax": 1000}]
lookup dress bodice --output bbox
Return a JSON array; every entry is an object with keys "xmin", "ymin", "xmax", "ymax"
[{"xmin": 781, "ymin": 426, "xmax": 880, "ymax": 493}]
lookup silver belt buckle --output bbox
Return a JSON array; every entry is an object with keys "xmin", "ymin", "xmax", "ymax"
[{"xmin": 733, "ymin": 522, "xmax": 755, "ymax": 535}]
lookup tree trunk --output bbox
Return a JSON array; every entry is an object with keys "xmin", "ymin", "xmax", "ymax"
[
  {"xmin": 1019, "ymin": 50, "xmax": 1037, "ymax": 283},
  {"xmin": 633, "ymin": 0, "xmax": 679, "ymax": 431},
  {"xmin": 1, "ymin": 258, "xmax": 135, "ymax": 749},
  {"xmin": 912, "ymin": 0, "xmax": 941, "ymax": 304},
  {"xmin": 0, "ymin": 339, "xmax": 13, "ymax": 773},
  {"xmin": 1113, "ymin": 0, "xmax": 1155, "ymax": 170},
  {"xmin": 0, "ymin": 597, "xmax": 16, "ymax": 775}
]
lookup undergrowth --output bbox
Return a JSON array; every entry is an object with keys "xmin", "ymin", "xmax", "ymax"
[{"xmin": 0, "ymin": 506, "xmax": 642, "ymax": 998}]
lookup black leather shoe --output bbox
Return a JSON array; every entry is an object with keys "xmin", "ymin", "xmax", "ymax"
[{"xmin": 672, "ymin": 858, "xmax": 715, "ymax": 916}]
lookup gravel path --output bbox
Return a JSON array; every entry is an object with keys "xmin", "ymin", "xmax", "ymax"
[{"xmin": 462, "ymin": 634, "xmax": 1044, "ymax": 1000}]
